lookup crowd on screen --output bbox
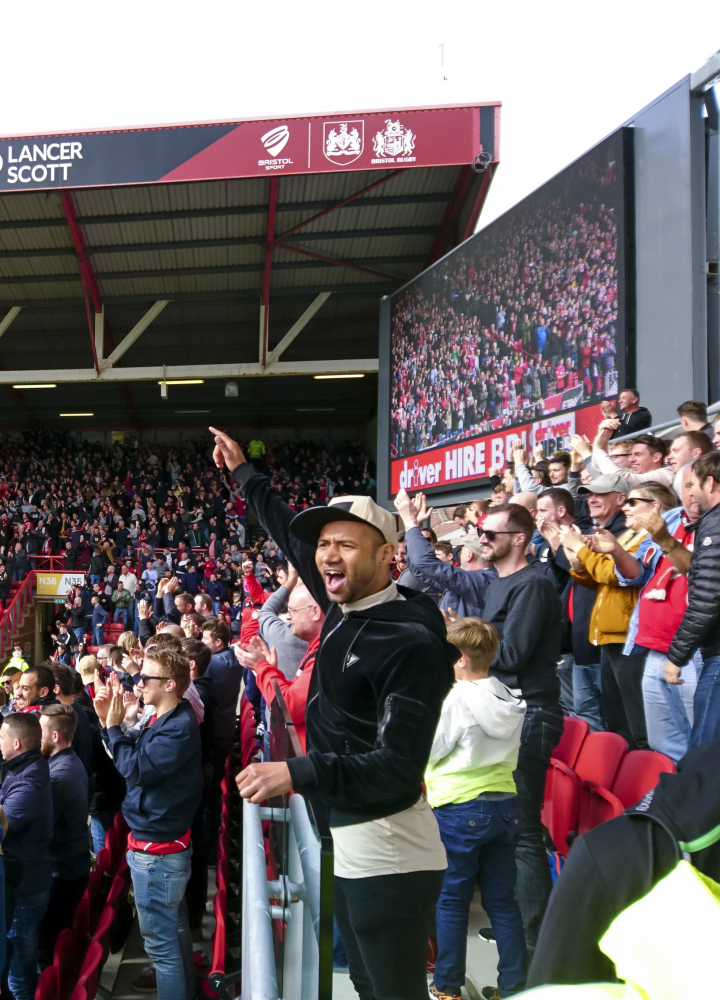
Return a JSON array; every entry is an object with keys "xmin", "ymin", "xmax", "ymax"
[
  {"xmin": 2, "ymin": 394, "xmax": 720, "ymax": 999},
  {"xmin": 390, "ymin": 196, "xmax": 619, "ymax": 458}
]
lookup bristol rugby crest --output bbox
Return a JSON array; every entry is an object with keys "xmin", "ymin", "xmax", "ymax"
[
  {"xmin": 372, "ymin": 119, "xmax": 416, "ymax": 162},
  {"xmin": 324, "ymin": 121, "xmax": 364, "ymax": 165}
]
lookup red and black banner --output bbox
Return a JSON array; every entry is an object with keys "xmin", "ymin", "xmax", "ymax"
[{"xmin": 0, "ymin": 104, "xmax": 499, "ymax": 193}]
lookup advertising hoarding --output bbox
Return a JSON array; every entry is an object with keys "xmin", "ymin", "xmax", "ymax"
[
  {"xmin": 385, "ymin": 127, "xmax": 635, "ymax": 497},
  {"xmin": 0, "ymin": 105, "xmax": 498, "ymax": 192}
]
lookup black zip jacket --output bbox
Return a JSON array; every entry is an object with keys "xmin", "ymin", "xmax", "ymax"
[
  {"xmin": 609, "ymin": 406, "xmax": 652, "ymax": 439},
  {"xmin": 667, "ymin": 502, "xmax": 720, "ymax": 666},
  {"xmin": 233, "ymin": 463, "xmax": 457, "ymax": 826}
]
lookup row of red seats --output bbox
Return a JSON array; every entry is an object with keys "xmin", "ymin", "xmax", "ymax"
[
  {"xmin": 542, "ymin": 717, "xmax": 676, "ymax": 857},
  {"xmin": 35, "ymin": 812, "xmax": 132, "ymax": 1000},
  {"xmin": 201, "ymin": 695, "xmax": 253, "ymax": 999}
]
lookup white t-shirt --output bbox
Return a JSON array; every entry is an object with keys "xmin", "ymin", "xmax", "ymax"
[{"xmin": 330, "ymin": 581, "xmax": 447, "ymax": 878}]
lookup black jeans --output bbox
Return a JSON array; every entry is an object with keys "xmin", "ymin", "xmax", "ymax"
[
  {"xmin": 600, "ymin": 643, "xmax": 648, "ymax": 750},
  {"xmin": 514, "ymin": 704, "xmax": 563, "ymax": 957},
  {"xmin": 37, "ymin": 873, "xmax": 88, "ymax": 969},
  {"xmin": 334, "ymin": 869, "xmax": 445, "ymax": 1000}
]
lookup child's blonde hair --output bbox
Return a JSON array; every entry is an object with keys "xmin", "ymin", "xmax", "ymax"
[
  {"xmin": 446, "ymin": 617, "xmax": 499, "ymax": 672},
  {"xmin": 117, "ymin": 631, "xmax": 140, "ymax": 652}
]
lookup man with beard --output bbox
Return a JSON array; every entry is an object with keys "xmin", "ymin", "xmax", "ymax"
[
  {"xmin": 664, "ymin": 452, "xmax": 720, "ymax": 748},
  {"xmin": 209, "ymin": 426, "xmax": 457, "ymax": 1000},
  {"xmin": 475, "ymin": 503, "xmax": 563, "ymax": 963}
]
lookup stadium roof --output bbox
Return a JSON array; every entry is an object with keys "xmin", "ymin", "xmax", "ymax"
[{"xmin": 0, "ymin": 102, "xmax": 500, "ymax": 431}]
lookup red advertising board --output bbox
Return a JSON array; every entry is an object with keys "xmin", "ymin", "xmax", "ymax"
[
  {"xmin": 390, "ymin": 403, "xmax": 603, "ymax": 494},
  {"xmin": 0, "ymin": 104, "xmax": 498, "ymax": 193}
]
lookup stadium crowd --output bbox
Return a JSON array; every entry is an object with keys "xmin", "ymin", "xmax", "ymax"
[
  {"xmin": 391, "ymin": 195, "xmax": 619, "ymax": 458},
  {"xmin": 0, "ymin": 396, "xmax": 719, "ymax": 1000}
]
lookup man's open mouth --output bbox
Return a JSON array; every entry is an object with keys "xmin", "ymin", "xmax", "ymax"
[{"xmin": 325, "ymin": 570, "xmax": 346, "ymax": 593}]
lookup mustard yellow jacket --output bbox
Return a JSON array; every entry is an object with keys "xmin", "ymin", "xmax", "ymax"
[{"xmin": 570, "ymin": 528, "xmax": 647, "ymax": 646}]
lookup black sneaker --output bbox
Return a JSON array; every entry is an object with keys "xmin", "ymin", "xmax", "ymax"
[
  {"xmin": 131, "ymin": 965, "xmax": 157, "ymax": 993},
  {"xmin": 478, "ymin": 926, "xmax": 495, "ymax": 943},
  {"xmin": 481, "ymin": 989, "xmax": 502, "ymax": 1000}
]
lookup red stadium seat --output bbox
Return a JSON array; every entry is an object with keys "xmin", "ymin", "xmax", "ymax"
[
  {"xmin": 53, "ymin": 928, "xmax": 78, "ymax": 1000},
  {"xmin": 75, "ymin": 940, "xmax": 103, "ymax": 1000},
  {"xmin": 35, "ymin": 964, "xmax": 59, "ymax": 1000},
  {"xmin": 68, "ymin": 987, "xmax": 87, "ymax": 1000},
  {"xmin": 104, "ymin": 827, "xmax": 119, "ymax": 874},
  {"xmin": 577, "ymin": 780, "xmax": 625, "ymax": 836},
  {"xmin": 72, "ymin": 896, "xmax": 90, "ymax": 955},
  {"xmin": 541, "ymin": 758, "xmax": 581, "ymax": 857},
  {"xmin": 91, "ymin": 904, "xmax": 116, "ymax": 967},
  {"xmin": 552, "ymin": 717, "xmax": 588, "ymax": 768},
  {"xmin": 612, "ymin": 749, "xmax": 676, "ymax": 809},
  {"xmin": 574, "ymin": 731, "xmax": 628, "ymax": 789}
]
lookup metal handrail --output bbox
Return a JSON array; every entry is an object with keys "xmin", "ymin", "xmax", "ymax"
[
  {"xmin": 242, "ymin": 798, "xmax": 279, "ymax": 1000},
  {"xmin": 611, "ymin": 400, "xmax": 720, "ymax": 442}
]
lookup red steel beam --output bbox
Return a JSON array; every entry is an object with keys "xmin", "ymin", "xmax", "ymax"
[
  {"xmin": 273, "ymin": 169, "xmax": 403, "ymax": 244},
  {"xmin": 62, "ymin": 189, "xmax": 142, "ymax": 426},
  {"xmin": 62, "ymin": 190, "xmax": 101, "ymax": 374},
  {"xmin": 423, "ymin": 165, "xmax": 474, "ymax": 268},
  {"xmin": 261, "ymin": 178, "xmax": 278, "ymax": 367},
  {"xmin": 275, "ymin": 242, "xmax": 403, "ymax": 283},
  {"xmin": 462, "ymin": 162, "xmax": 498, "ymax": 242}
]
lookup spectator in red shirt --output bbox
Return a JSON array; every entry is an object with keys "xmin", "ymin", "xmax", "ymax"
[{"xmin": 235, "ymin": 581, "xmax": 324, "ymax": 751}]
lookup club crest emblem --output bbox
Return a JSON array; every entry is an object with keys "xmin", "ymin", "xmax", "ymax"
[
  {"xmin": 324, "ymin": 121, "xmax": 364, "ymax": 165},
  {"xmin": 372, "ymin": 119, "xmax": 416, "ymax": 160}
]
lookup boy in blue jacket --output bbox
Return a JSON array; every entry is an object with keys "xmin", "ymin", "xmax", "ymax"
[{"xmin": 95, "ymin": 646, "xmax": 202, "ymax": 1000}]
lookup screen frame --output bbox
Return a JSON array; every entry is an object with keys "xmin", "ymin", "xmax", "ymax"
[{"xmin": 377, "ymin": 126, "xmax": 636, "ymax": 508}]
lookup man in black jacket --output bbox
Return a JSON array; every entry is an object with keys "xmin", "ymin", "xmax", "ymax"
[
  {"xmin": 474, "ymin": 503, "xmax": 564, "ymax": 959},
  {"xmin": 664, "ymin": 452, "xmax": 720, "ymax": 748},
  {"xmin": 608, "ymin": 388, "xmax": 652, "ymax": 439},
  {"xmin": 37, "ymin": 704, "xmax": 90, "ymax": 967},
  {"xmin": 210, "ymin": 427, "xmax": 457, "ymax": 1000}
]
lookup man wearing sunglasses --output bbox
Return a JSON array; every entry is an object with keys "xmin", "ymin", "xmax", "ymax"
[
  {"xmin": 94, "ymin": 647, "xmax": 202, "ymax": 1000},
  {"xmin": 476, "ymin": 501, "xmax": 564, "ymax": 961}
]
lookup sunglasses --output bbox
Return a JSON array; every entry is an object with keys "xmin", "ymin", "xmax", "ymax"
[
  {"xmin": 625, "ymin": 497, "xmax": 655, "ymax": 507},
  {"xmin": 479, "ymin": 530, "xmax": 521, "ymax": 542},
  {"xmin": 138, "ymin": 674, "xmax": 168, "ymax": 686}
]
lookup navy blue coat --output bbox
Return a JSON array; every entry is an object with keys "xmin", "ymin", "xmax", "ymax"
[
  {"xmin": 405, "ymin": 525, "xmax": 497, "ymax": 618},
  {"xmin": 107, "ymin": 699, "xmax": 202, "ymax": 841},
  {"xmin": 48, "ymin": 747, "xmax": 90, "ymax": 880},
  {"xmin": 0, "ymin": 748, "xmax": 53, "ymax": 893},
  {"xmin": 205, "ymin": 647, "xmax": 242, "ymax": 747}
]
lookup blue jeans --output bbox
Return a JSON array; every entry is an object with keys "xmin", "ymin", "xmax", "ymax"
[
  {"xmin": 573, "ymin": 662, "xmax": 606, "ymax": 732},
  {"xmin": 92, "ymin": 625, "xmax": 105, "ymax": 647},
  {"xmin": 12, "ymin": 570, "xmax": 25, "ymax": 583},
  {"xmin": 689, "ymin": 653, "xmax": 720, "ymax": 751},
  {"xmin": 127, "ymin": 849, "xmax": 194, "ymax": 1000},
  {"xmin": 72, "ymin": 627, "xmax": 84, "ymax": 647},
  {"xmin": 90, "ymin": 575, "xmax": 101, "ymax": 586},
  {"xmin": 515, "ymin": 704, "xmax": 563, "ymax": 956},
  {"xmin": 212, "ymin": 600, "xmax": 221, "ymax": 614},
  {"xmin": 114, "ymin": 608, "xmax": 128, "ymax": 627},
  {"xmin": 642, "ymin": 648, "xmax": 699, "ymax": 761},
  {"xmin": 90, "ymin": 814, "xmax": 114, "ymax": 855},
  {"xmin": 7, "ymin": 888, "xmax": 49, "ymax": 1000},
  {"xmin": 434, "ymin": 795, "xmax": 526, "ymax": 996}
]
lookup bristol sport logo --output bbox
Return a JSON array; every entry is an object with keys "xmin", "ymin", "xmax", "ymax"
[
  {"xmin": 258, "ymin": 126, "xmax": 293, "ymax": 170},
  {"xmin": 323, "ymin": 121, "xmax": 364, "ymax": 165},
  {"xmin": 261, "ymin": 126, "xmax": 290, "ymax": 157},
  {"xmin": 371, "ymin": 120, "xmax": 416, "ymax": 164}
]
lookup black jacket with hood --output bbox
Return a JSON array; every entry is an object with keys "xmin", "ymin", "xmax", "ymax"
[
  {"xmin": 233, "ymin": 463, "xmax": 457, "ymax": 827},
  {"xmin": 528, "ymin": 738, "xmax": 720, "ymax": 987}
]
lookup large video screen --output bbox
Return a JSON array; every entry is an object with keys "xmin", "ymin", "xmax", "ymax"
[{"xmin": 387, "ymin": 127, "xmax": 633, "ymax": 495}]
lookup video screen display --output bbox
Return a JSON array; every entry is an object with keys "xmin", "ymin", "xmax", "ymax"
[{"xmin": 387, "ymin": 127, "xmax": 633, "ymax": 495}]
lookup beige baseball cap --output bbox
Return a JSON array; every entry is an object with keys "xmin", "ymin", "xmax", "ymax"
[{"xmin": 290, "ymin": 496, "xmax": 398, "ymax": 552}]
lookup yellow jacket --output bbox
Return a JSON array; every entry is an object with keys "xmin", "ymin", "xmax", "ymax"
[{"xmin": 570, "ymin": 529, "xmax": 647, "ymax": 646}]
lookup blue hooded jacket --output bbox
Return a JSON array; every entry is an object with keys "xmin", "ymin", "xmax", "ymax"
[
  {"xmin": 107, "ymin": 699, "xmax": 202, "ymax": 841},
  {"xmin": 0, "ymin": 747, "xmax": 53, "ymax": 893}
]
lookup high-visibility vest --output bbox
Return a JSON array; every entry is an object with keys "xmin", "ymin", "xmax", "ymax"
[{"xmin": 522, "ymin": 859, "xmax": 720, "ymax": 999}]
